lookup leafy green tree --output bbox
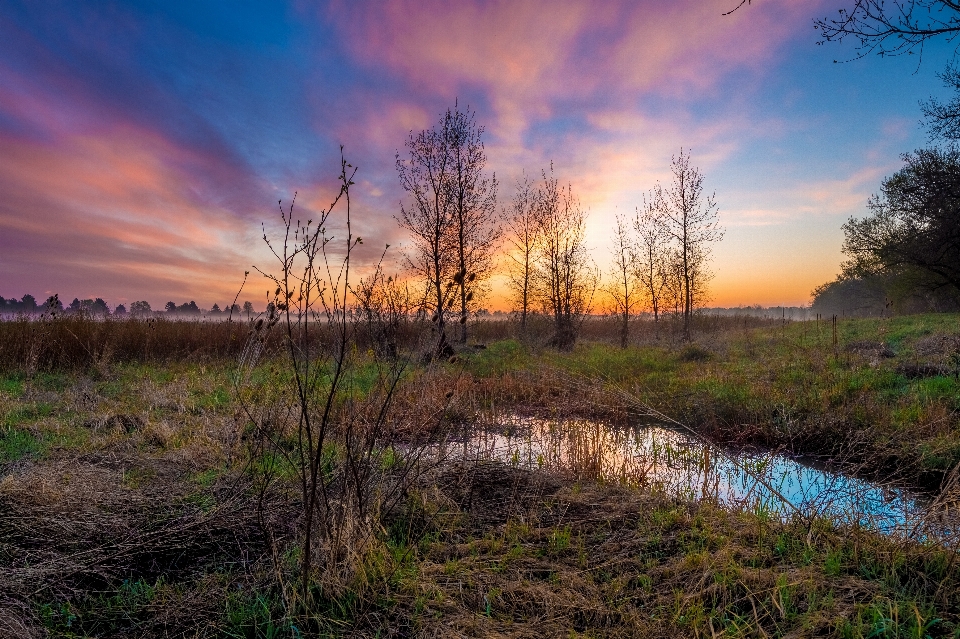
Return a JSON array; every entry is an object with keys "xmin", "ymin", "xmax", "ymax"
[
  {"xmin": 842, "ymin": 148, "xmax": 960, "ymax": 294},
  {"xmin": 921, "ymin": 65, "xmax": 960, "ymax": 141},
  {"xmin": 811, "ymin": 275, "xmax": 887, "ymax": 316}
]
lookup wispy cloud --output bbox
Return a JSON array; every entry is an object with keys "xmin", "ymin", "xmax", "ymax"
[
  {"xmin": 0, "ymin": 123, "xmax": 264, "ymax": 303},
  {"xmin": 0, "ymin": 0, "xmax": 934, "ymax": 309}
]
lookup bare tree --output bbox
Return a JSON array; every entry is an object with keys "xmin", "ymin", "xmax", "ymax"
[
  {"xmin": 815, "ymin": 1, "xmax": 960, "ymax": 60},
  {"xmin": 686, "ymin": 242, "xmax": 716, "ymax": 312},
  {"xmin": 921, "ymin": 64, "xmax": 960, "ymax": 140},
  {"xmin": 655, "ymin": 150, "xmax": 723, "ymax": 341},
  {"xmin": 633, "ymin": 196, "xmax": 670, "ymax": 336},
  {"xmin": 811, "ymin": 3, "xmax": 960, "ymax": 141},
  {"xmin": 239, "ymin": 151, "xmax": 415, "ymax": 612},
  {"xmin": 662, "ymin": 246, "xmax": 686, "ymax": 318},
  {"xmin": 395, "ymin": 121, "xmax": 456, "ymax": 357},
  {"xmin": 534, "ymin": 166, "xmax": 598, "ymax": 350},
  {"xmin": 444, "ymin": 104, "xmax": 499, "ymax": 344},
  {"xmin": 352, "ymin": 247, "xmax": 415, "ymax": 359},
  {"xmin": 502, "ymin": 172, "xmax": 542, "ymax": 332},
  {"xmin": 603, "ymin": 213, "xmax": 638, "ymax": 348}
]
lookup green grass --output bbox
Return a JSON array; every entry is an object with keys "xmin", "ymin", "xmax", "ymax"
[
  {"xmin": 223, "ymin": 589, "xmax": 288, "ymax": 639},
  {"xmin": 39, "ymin": 578, "xmax": 164, "ymax": 636},
  {"xmin": 462, "ymin": 338, "xmax": 530, "ymax": 377},
  {"xmin": 4, "ymin": 313, "xmax": 959, "ymax": 484},
  {"xmin": 2, "ymin": 401, "xmax": 54, "ymax": 428},
  {"xmin": 0, "ymin": 427, "xmax": 44, "ymax": 462},
  {"xmin": 0, "ymin": 372, "xmax": 25, "ymax": 397},
  {"xmin": 380, "ymin": 479, "xmax": 960, "ymax": 637},
  {"xmin": 4, "ymin": 313, "xmax": 960, "ymax": 637},
  {"xmin": 191, "ymin": 385, "xmax": 232, "ymax": 413},
  {"xmin": 448, "ymin": 314, "xmax": 960, "ymax": 485}
]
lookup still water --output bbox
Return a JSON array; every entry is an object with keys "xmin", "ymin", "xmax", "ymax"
[{"xmin": 441, "ymin": 415, "xmax": 931, "ymax": 535}]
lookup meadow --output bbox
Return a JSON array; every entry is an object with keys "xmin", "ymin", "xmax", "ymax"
[{"xmin": 2, "ymin": 312, "xmax": 960, "ymax": 637}]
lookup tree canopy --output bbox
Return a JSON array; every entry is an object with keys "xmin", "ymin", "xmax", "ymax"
[{"xmin": 841, "ymin": 147, "xmax": 960, "ymax": 292}]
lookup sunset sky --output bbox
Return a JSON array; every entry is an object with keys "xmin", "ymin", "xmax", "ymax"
[{"xmin": 1, "ymin": 0, "xmax": 957, "ymax": 310}]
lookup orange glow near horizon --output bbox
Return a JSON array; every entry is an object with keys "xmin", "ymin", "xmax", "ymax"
[{"xmin": 0, "ymin": 1, "xmax": 948, "ymax": 309}]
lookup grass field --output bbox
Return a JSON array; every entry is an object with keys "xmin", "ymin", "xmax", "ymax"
[{"xmin": 1, "ymin": 313, "xmax": 960, "ymax": 637}]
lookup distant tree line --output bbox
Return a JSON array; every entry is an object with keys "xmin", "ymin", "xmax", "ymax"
[{"xmin": 0, "ymin": 294, "xmax": 256, "ymax": 319}]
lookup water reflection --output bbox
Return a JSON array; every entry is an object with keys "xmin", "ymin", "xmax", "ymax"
[{"xmin": 444, "ymin": 416, "xmax": 927, "ymax": 534}]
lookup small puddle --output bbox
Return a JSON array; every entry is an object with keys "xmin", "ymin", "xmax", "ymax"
[{"xmin": 441, "ymin": 415, "xmax": 933, "ymax": 535}]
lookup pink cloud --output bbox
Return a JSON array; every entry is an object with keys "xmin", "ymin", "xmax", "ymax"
[
  {"xmin": 1, "ymin": 0, "xmax": 861, "ymax": 312},
  {"xmin": 0, "ymin": 125, "xmax": 267, "ymax": 306},
  {"xmin": 327, "ymin": 0, "xmax": 825, "ymax": 135},
  {"xmin": 315, "ymin": 0, "xmax": 829, "ymax": 266}
]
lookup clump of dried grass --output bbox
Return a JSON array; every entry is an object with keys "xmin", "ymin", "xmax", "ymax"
[
  {"xmin": 0, "ymin": 453, "xmax": 286, "ymax": 635},
  {"xmin": 141, "ymin": 419, "xmax": 176, "ymax": 448},
  {"xmin": 913, "ymin": 333, "xmax": 960, "ymax": 358}
]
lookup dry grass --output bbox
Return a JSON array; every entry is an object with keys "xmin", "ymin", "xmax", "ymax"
[
  {"xmin": 386, "ymin": 462, "xmax": 960, "ymax": 638},
  {"xmin": 3, "ymin": 448, "xmax": 958, "ymax": 636},
  {"xmin": 0, "ymin": 450, "xmax": 293, "ymax": 637},
  {"xmin": 3, "ymin": 313, "xmax": 960, "ymax": 636},
  {"xmin": 0, "ymin": 312, "xmax": 779, "ymax": 375},
  {"xmin": 0, "ymin": 316, "xmax": 253, "ymax": 373}
]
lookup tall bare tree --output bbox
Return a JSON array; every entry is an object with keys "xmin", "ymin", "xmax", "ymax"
[
  {"xmin": 633, "ymin": 196, "xmax": 670, "ymax": 336},
  {"xmin": 604, "ymin": 213, "xmax": 638, "ymax": 348},
  {"xmin": 443, "ymin": 104, "xmax": 499, "ymax": 344},
  {"xmin": 395, "ymin": 120, "xmax": 455, "ymax": 356},
  {"xmin": 503, "ymin": 172, "xmax": 542, "ymax": 332},
  {"xmin": 534, "ymin": 166, "xmax": 597, "ymax": 350},
  {"xmin": 662, "ymin": 246, "xmax": 686, "ymax": 318},
  {"xmin": 655, "ymin": 150, "xmax": 723, "ymax": 341}
]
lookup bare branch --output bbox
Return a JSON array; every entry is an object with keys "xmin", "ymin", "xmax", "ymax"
[{"xmin": 815, "ymin": 0, "xmax": 960, "ymax": 60}]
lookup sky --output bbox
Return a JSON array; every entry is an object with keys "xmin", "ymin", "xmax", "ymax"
[{"xmin": 1, "ymin": 0, "xmax": 958, "ymax": 310}]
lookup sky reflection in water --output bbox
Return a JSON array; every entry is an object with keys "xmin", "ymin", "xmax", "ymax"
[{"xmin": 445, "ymin": 416, "xmax": 926, "ymax": 535}]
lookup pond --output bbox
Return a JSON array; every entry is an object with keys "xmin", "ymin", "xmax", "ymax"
[{"xmin": 438, "ymin": 415, "xmax": 937, "ymax": 536}]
